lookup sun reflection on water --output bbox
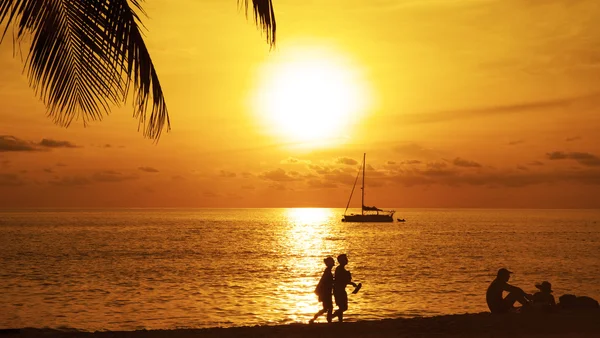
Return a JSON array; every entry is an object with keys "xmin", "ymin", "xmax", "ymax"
[
  {"xmin": 285, "ymin": 208, "xmax": 333, "ymax": 251},
  {"xmin": 273, "ymin": 208, "xmax": 343, "ymax": 323}
]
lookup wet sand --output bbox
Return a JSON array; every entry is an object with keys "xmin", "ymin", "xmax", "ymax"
[{"xmin": 3, "ymin": 311, "xmax": 600, "ymax": 338}]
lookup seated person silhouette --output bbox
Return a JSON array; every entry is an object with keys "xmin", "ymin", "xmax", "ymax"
[
  {"xmin": 532, "ymin": 281, "xmax": 556, "ymax": 312},
  {"xmin": 486, "ymin": 268, "xmax": 531, "ymax": 314}
]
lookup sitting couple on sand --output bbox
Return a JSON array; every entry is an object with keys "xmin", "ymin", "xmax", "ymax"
[
  {"xmin": 486, "ymin": 268, "xmax": 557, "ymax": 314},
  {"xmin": 309, "ymin": 254, "xmax": 362, "ymax": 324}
]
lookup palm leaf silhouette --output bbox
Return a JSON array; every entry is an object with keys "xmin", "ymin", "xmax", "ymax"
[{"xmin": 0, "ymin": 0, "xmax": 276, "ymax": 140}]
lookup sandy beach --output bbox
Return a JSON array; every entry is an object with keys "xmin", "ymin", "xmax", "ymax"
[{"xmin": 3, "ymin": 311, "xmax": 599, "ymax": 338}]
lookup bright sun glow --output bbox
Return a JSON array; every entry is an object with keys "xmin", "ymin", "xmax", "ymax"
[{"xmin": 252, "ymin": 46, "xmax": 372, "ymax": 147}]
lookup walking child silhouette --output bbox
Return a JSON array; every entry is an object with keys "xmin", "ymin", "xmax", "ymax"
[{"xmin": 309, "ymin": 256, "xmax": 335, "ymax": 323}]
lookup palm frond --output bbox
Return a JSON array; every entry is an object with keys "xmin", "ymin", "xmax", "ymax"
[
  {"xmin": 0, "ymin": 0, "xmax": 169, "ymax": 140},
  {"xmin": 241, "ymin": 0, "xmax": 276, "ymax": 47},
  {"xmin": 0, "ymin": 0, "xmax": 277, "ymax": 141}
]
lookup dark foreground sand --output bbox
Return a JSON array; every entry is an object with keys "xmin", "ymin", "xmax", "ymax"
[{"xmin": 2, "ymin": 311, "xmax": 600, "ymax": 338}]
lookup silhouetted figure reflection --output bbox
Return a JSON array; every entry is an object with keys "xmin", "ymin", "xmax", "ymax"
[
  {"xmin": 309, "ymin": 256, "xmax": 335, "ymax": 324},
  {"xmin": 331, "ymin": 254, "xmax": 358, "ymax": 322},
  {"xmin": 486, "ymin": 268, "xmax": 532, "ymax": 314},
  {"xmin": 532, "ymin": 281, "xmax": 556, "ymax": 312}
]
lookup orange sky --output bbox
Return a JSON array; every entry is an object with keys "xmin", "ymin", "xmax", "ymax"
[{"xmin": 1, "ymin": 0, "xmax": 600, "ymax": 208}]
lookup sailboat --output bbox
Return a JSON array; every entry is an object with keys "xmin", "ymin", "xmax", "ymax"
[{"xmin": 342, "ymin": 153, "xmax": 395, "ymax": 222}]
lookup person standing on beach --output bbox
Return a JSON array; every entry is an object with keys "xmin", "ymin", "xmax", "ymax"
[
  {"xmin": 331, "ymin": 254, "xmax": 358, "ymax": 322},
  {"xmin": 309, "ymin": 256, "xmax": 335, "ymax": 324},
  {"xmin": 486, "ymin": 268, "xmax": 532, "ymax": 314}
]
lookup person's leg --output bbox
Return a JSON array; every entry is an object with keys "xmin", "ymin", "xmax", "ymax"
[
  {"xmin": 310, "ymin": 302, "xmax": 329, "ymax": 323},
  {"xmin": 309, "ymin": 310, "xmax": 324, "ymax": 323},
  {"xmin": 326, "ymin": 307, "xmax": 333, "ymax": 323},
  {"xmin": 336, "ymin": 292, "xmax": 348, "ymax": 322},
  {"xmin": 323, "ymin": 297, "xmax": 333, "ymax": 323},
  {"xmin": 504, "ymin": 290, "xmax": 530, "ymax": 308},
  {"xmin": 332, "ymin": 293, "xmax": 341, "ymax": 321}
]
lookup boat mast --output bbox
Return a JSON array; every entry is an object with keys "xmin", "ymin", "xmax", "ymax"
[{"xmin": 361, "ymin": 153, "xmax": 366, "ymax": 215}]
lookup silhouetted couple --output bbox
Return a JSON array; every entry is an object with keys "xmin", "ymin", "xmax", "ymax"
[
  {"xmin": 486, "ymin": 268, "xmax": 557, "ymax": 314},
  {"xmin": 310, "ymin": 254, "xmax": 360, "ymax": 323}
]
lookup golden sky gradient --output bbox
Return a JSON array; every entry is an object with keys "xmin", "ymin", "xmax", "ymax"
[{"xmin": 1, "ymin": 0, "xmax": 600, "ymax": 208}]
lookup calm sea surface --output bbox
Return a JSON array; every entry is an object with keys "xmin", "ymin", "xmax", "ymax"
[{"xmin": 1, "ymin": 208, "xmax": 599, "ymax": 331}]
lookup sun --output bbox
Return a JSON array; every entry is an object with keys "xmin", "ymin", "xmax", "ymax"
[{"xmin": 251, "ymin": 46, "xmax": 372, "ymax": 147}]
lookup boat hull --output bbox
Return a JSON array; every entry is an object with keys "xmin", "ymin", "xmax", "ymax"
[{"xmin": 342, "ymin": 214, "xmax": 394, "ymax": 223}]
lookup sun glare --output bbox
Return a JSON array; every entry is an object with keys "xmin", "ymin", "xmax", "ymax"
[{"xmin": 252, "ymin": 46, "xmax": 372, "ymax": 148}]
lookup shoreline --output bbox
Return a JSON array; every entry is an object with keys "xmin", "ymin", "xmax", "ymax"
[{"xmin": 3, "ymin": 311, "xmax": 600, "ymax": 338}]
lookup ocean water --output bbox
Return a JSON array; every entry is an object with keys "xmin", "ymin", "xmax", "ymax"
[{"xmin": 1, "ymin": 208, "xmax": 599, "ymax": 331}]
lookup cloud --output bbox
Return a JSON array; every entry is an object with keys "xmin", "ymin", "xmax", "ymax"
[
  {"xmin": 219, "ymin": 170, "xmax": 236, "ymax": 178},
  {"xmin": 565, "ymin": 136, "xmax": 581, "ymax": 142},
  {"xmin": 400, "ymin": 92, "xmax": 600, "ymax": 125},
  {"xmin": 321, "ymin": 170, "xmax": 356, "ymax": 186},
  {"xmin": 427, "ymin": 161, "xmax": 448, "ymax": 170},
  {"xmin": 0, "ymin": 173, "xmax": 25, "ymax": 186},
  {"xmin": 336, "ymin": 157, "xmax": 358, "ymax": 166},
  {"xmin": 0, "ymin": 135, "xmax": 37, "ymax": 152},
  {"xmin": 385, "ymin": 159, "xmax": 422, "ymax": 167},
  {"xmin": 308, "ymin": 179, "xmax": 338, "ymax": 189},
  {"xmin": 453, "ymin": 157, "xmax": 482, "ymax": 168},
  {"xmin": 547, "ymin": 151, "xmax": 568, "ymax": 160},
  {"xmin": 226, "ymin": 192, "xmax": 243, "ymax": 200},
  {"xmin": 288, "ymin": 170, "xmax": 302, "ymax": 178},
  {"xmin": 39, "ymin": 139, "xmax": 78, "ymax": 148},
  {"xmin": 528, "ymin": 161, "xmax": 544, "ymax": 166},
  {"xmin": 138, "ymin": 166, "xmax": 160, "ymax": 173},
  {"xmin": 43, "ymin": 168, "xmax": 54, "ymax": 174},
  {"xmin": 308, "ymin": 164, "xmax": 332, "ymax": 175},
  {"xmin": 281, "ymin": 157, "xmax": 299, "ymax": 164},
  {"xmin": 1, "ymin": 160, "xmax": 10, "ymax": 168},
  {"xmin": 280, "ymin": 157, "xmax": 311, "ymax": 164},
  {"xmin": 546, "ymin": 151, "xmax": 600, "ymax": 167},
  {"xmin": 172, "ymin": 175, "xmax": 186, "ymax": 181},
  {"xmin": 1, "ymin": 135, "xmax": 80, "ymax": 152},
  {"xmin": 422, "ymin": 167, "xmax": 455, "ymax": 178},
  {"xmin": 92, "ymin": 171, "xmax": 139, "ymax": 182},
  {"xmin": 241, "ymin": 172, "xmax": 254, "ymax": 178},
  {"xmin": 259, "ymin": 168, "xmax": 298, "ymax": 182},
  {"xmin": 387, "ymin": 167, "xmax": 600, "ymax": 188},
  {"xmin": 203, "ymin": 191, "xmax": 219, "ymax": 198},
  {"xmin": 241, "ymin": 184, "xmax": 255, "ymax": 190},
  {"xmin": 394, "ymin": 143, "xmax": 442, "ymax": 159},
  {"xmin": 269, "ymin": 183, "xmax": 287, "ymax": 191},
  {"xmin": 50, "ymin": 176, "xmax": 91, "ymax": 187},
  {"xmin": 508, "ymin": 140, "xmax": 525, "ymax": 146}
]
